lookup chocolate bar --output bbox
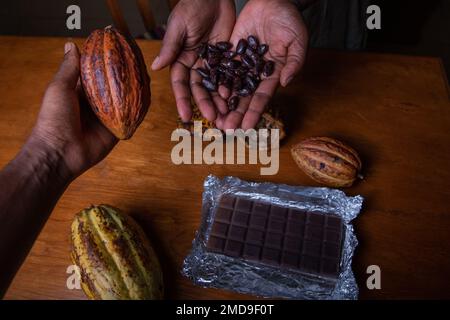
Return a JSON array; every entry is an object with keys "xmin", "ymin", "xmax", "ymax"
[{"xmin": 206, "ymin": 195, "xmax": 345, "ymax": 278}]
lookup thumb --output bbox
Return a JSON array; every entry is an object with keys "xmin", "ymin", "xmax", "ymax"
[
  {"xmin": 280, "ymin": 41, "xmax": 306, "ymax": 87},
  {"xmin": 151, "ymin": 19, "xmax": 184, "ymax": 70},
  {"xmin": 52, "ymin": 42, "xmax": 80, "ymax": 89}
]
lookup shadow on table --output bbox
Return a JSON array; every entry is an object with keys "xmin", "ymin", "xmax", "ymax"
[{"xmin": 128, "ymin": 204, "xmax": 183, "ymax": 299}]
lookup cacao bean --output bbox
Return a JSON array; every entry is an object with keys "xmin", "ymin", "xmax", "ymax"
[
  {"xmin": 248, "ymin": 35, "xmax": 259, "ymax": 49},
  {"xmin": 257, "ymin": 44, "xmax": 269, "ymax": 55},
  {"xmin": 207, "ymin": 44, "xmax": 221, "ymax": 54},
  {"xmin": 223, "ymin": 51, "xmax": 237, "ymax": 59},
  {"xmin": 223, "ymin": 59, "xmax": 241, "ymax": 70},
  {"xmin": 216, "ymin": 41, "xmax": 232, "ymax": 51},
  {"xmin": 238, "ymin": 87, "xmax": 251, "ymax": 97},
  {"xmin": 202, "ymin": 78, "xmax": 217, "ymax": 91},
  {"xmin": 262, "ymin": 60, "xmax": 275, "ymax": 77},
  {"xmin": 197, "ymin": 43, "xmax": 207, "ymax": 59},
  {"xmin": 242, "ymin": 55, "xmax": 255, "ymax": 68},
  {"xmin": 195, "ymin": 67, "xmax": 209, "ymax": 78},
  {"xmin": 236, "ymin": 39, "xmax": 248, "ymax": 55},
  {"xmin": 228, "ymin": 96, "xmax": 239, "ymax": 110}
]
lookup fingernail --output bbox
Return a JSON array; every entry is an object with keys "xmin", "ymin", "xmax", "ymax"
[
  {"xmin": 64, "ymin": 42, "xmax": 74, "ymax": 54},
  {"xmin": 151, "ymin": 56, "xmax": 160, "ymax": 70},
  {"xmin": 284, "ymin": 76, "xmax": 294, "ymax": 87}
]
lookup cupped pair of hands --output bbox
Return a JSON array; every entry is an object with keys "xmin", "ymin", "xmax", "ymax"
[
  {"xmin": 30, "ymin": 0, "xmax": 308, "ymax": 181},
  {"xmin": 151, "ymin": 0, "xmax": 308, "ymax": 130}
]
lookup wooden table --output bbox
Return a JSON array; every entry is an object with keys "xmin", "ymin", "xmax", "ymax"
[{"xmin": 0, "ymin": 36, "xmax": 449, "ymax": 300}]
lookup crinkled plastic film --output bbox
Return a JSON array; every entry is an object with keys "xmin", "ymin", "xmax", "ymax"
[{"xmin": 182, "ymin": 175, "xmax": 363, "ymax": 299}]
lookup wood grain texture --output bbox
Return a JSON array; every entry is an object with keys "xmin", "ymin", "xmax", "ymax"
[{"xmin": 0, "ymin": 36, "xmax": 449, "ymax": 299}]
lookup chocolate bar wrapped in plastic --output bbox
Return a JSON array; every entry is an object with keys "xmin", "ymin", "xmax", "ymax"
[{"xmin": 182, "ymin": 175, "xmax": 363, "ymax": 299}]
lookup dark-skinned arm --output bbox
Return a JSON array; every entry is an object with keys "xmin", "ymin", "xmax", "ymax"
[{"xmin": 0, "ymin": 42, "xmax": 117, "ymax": 297}]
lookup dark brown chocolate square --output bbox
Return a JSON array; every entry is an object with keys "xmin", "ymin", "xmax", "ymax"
[
  {"xmin": 249, "ymin": 214, "xmax": 267, "ymax": 230},
  {"xmin": 326, "ymin": 215, "xmax": 342, "ymax": 229},
  {"xmin": 265, "ymin": 232, "xmax": 283, "ymax": 249},
  {"xmin": 288, "ymin": 209, "xmax": 307, "ymax": 222},
  {"xmin": 305, "ymin": 225, "xmax": 324, "ymax": 241},
  {"xmin": 224, "ymin": 240, "xmax": 243, "ymax": 257},
  {"xmin": 307, "ymin": 212, "xmax": 325, "ymax": 226},
  {"xmin": 325, "ymin": 229, "xmax": 342, "ymax": 243},
  {"xmin": 286, "ymin": 220, "xmax": 304, "ymax": 236},
  {"xmin": 210, "ymin": 222, "xmax": 229, "ymax": 237},
  {"xmin": 229, "ymin": 225, "xmax": 247, "ymax": 241},
  {"xmin": 208, "ymin": 236, "xmax": 226, "ymax": 252},
  {"xmin": 243, "ymin": 244, "xmax": 262, "ymax": 259},
  {"xmin": 284, "ymin": 235, "xmax": 302, "ymax": 252},
  {"xmin": 220, "ymin": 195, "xmax": 236, "ymax": 209},
  {"xmin": 252, "ymin": 202, "xmax": 270, "ymax": 216},
  {"xmin": 246, "ymin": 229, "xmax": 265, "ymax": 245},
  {"xmin": 302, "ymin": 240, "xmax": 322, "ymax": 257},
  {"xmin": 215, "ymin": 207, "xmax": 233, "ymax": 223},
  {"xmin": 262, "ymin": 248, "xmax": 281, "ymax": 264},
  {"xmin": 232, "ymin": 211, "xmax": 249, "ymax": 226},
  {"xmin": 235, "ymin": 198, "xmax": 253, "ymax": 212},
  {"xmin": 267, "ymin": 217, "xmax": 286, "ymax": 233},
  {"xmin": 270, "ymin": 206, "xmax": 287, "ymax": 220}
]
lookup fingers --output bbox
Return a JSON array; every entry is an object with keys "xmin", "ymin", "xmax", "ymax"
[
  {"xmin": 190, "ymin": 63, "xmax": 217, "ymax": 121},
  {"xmin": 52, "ymin": 42, "xmax": 80, "ymax": 89},
  {"xmin": 152, "ymin": 16, "xmax": 184, "ymax": 70},
  {"xmin": 211, "ymin": 92, "xmax": 229, "ymax": 115},
  {"xmin": 229, "ymin": 27, "xmax": 248, "ymax": 48},
  {"xmin": 219, "ymin": 96, "xmax": 252, "ymax": 130},
  {"xmin": 241, "ymin": 77, "xmax": 278, "ymax": 130},
  {"xmin": 280, "ymin": 40, "xmax": 306, "ymax": 87},
  {"xmin": 218, "ymin": 86, "xmax": 231, "ymax": 101},
  {"xmin": 171, "ymin": 61, "xmax": 193, "ymax": 122}
]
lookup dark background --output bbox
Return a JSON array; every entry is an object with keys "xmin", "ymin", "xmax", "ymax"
[
  {"xmin": 369, "ymin": 0, "xmax": 450, "ymax": 78},
  {"xmin": 0, "ymin": 0, "xmax": 449, "ymax": 78}
]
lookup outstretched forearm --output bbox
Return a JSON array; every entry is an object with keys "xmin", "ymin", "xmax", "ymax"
[{"xmin": 0, "ymin": 137, "xmax": 71, "ymax": 297}]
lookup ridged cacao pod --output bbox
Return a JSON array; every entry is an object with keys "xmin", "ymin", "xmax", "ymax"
[
  {"xmin": 70, "ymin": 205, "xmax": 164, "ymax": 300},
  {"xmin": 291, "ymin": 137, "xmax": 362, "ymax": 187},
  {"xmin": 80, "ymin": 26, "xmax": 151, "ymax": 139}
]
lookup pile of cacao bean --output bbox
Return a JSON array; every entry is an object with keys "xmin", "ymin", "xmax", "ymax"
[{"xmin": 195, "ymin": 35, "xmax": 274, "ymax": 111}]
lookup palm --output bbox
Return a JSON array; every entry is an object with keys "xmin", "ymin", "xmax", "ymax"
[
  {"xmin": 35, "ymin": 82, "xmax": 117, "ymax": 177},
  {"xmin": 215, "ymin": 0, "xmax": 308, "ymax": 130}
]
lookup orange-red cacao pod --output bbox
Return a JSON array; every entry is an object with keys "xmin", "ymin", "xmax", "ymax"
[{"xmin": 80, "ymin": 26, "xmax": 151, "ymax": 139}]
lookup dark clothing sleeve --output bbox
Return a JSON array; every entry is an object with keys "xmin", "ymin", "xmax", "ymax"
[
  {"xmin": 302, "ymin": 0, "xmax": 371, "ymax": 49},
  {"xmin": 236, "ymin": 0, "xmax": 371, "ymax": 50}
]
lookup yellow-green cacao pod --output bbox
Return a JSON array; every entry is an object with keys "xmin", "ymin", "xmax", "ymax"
[{"xmin": 70, "ymin": 205, "xmax": 164, "ymax": 300}]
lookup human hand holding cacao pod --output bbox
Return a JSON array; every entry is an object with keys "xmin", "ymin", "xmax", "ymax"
[{"xmin": 30, "ymin": 42, "xmax": 117, "ymax": 179}]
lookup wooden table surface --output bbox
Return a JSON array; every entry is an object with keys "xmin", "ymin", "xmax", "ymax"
[{"xmin": 0, "ymin": 36, "xmax": 449, "ymax": 300}]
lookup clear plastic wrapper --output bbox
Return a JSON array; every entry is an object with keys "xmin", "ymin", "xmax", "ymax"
[{"xmin": 182, "ymin": 175, "xmax": 363, "ymax": 299}]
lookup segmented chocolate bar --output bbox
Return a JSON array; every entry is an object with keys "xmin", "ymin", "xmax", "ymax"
[{"xmin": 206, "ymin": 195, "xmax": 345, "ymax": 278}]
